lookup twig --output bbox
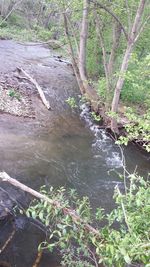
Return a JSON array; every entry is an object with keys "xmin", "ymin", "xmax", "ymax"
[
  {"xmin": 32, "ymin": 250, "xmax": 43, "ymax": 267},
  {"xmin": 17, "ymin": 68, "xmax": 51, "ymax": 110},
  {"xmin": 0, "ymin": 225, "xmax": 16, "ymax": 254},
  {"xmin": 88, "ymin": 248, "xmax": 99, "ymax": 267},
  {"xmin": 89, "ymin": 0, "xmax": 129, "ymax": 41},
  {"xmin": 116, "ymin": 186, "xmax": 131, "ymax": 233}
]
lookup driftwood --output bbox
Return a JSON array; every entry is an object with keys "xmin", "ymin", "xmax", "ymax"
[
  {"xmin": 17, "ymin": 68, "xmax": 51, "ymax": 110},
  {"xmin": 18, "ymin": 40, "xmax": 67, "ymax": 49},
  {"xmin": 0, "ymin": 172, "xmax": 99, "ymax": 236}
]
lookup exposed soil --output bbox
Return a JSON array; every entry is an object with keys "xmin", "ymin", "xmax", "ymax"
[{"xmin": 0, "ymin": 73, "xmax": 35, "ymax": 117}]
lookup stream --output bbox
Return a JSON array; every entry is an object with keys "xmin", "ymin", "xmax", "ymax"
[{"xmin": 0, "ymin": 40, "xmax": 149, "ymax": 267}]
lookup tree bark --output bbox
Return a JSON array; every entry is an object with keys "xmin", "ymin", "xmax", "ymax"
[
  {"xmin": 111, "ymin": 0, "xmax": 147, "ymax": 133},
  {"xmin": 95, "ymin": 12, "xmax": 111, "ymax": 108},
  {"xmin": 79, "ymin": 0, "xmax": 89, "ymax": 82},
  {"xmin": 63, "ymin": 13, "xmax": 85, "ymax": 94},
  {"xmin": 63, "ymin": 2, "xmax": 99, "ymax": 110},
  {"xmin": 108, "ymin": 21, "xmax": 122, "ymax": 77},
  {"xmin": 90, "ymin": 0, "xmax": 128, "ymax": 41}
]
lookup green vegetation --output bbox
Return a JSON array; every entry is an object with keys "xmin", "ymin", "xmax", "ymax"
[
  {"xmin": 121, "ymin": 54, "xmax": 150, "ymax": 106},
  {"xmin": 26, "ymin": 174, "xmax": 150, "ymax": 267},
  {"xmin": 7, "ymin": 88, "xmax": 21, "ymax": 101},
  {"xmin": 117, "ymin": 108, "xmax": 150, "ymax": 152},
  {"xmin": 91, "ymin": 111, "xmax": 101, "ymax": 122},
  {"xmin": 66, "ymin": 97, "xmax": 78, "ymax": 109}
]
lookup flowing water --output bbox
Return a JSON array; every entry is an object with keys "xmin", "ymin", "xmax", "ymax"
[{"xmin": 0, "ymin": 41, "xmax": 149, "ymax": 267}]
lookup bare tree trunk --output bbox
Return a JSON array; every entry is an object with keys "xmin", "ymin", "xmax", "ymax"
[
  {"xmin": 44, "ymin": 11, "xmax": 53, "ymax": 28},
  {"xmin": 95, "ymin": 12, "xmax": 111, "ymax": 109},
  {"xmin": 111, "ymin": 44, "xmax": 133, "ymax": 132},
  {"xmin": 108, "ymin": 21, "xmax": 122, "ymax": 77},
  {"xmin": 79, "ymin": 0, "xmax": 89, "ymax": 82},
  {"xmin": 67, "ymin": 15, "xmax": 80, "ymax": 56},
  {"xmin": 36, "ymin": 2, "xmax": 44, "ymax": 26},
  {"xmin": 63, "ymin": 13, "xmax": 85, "ymax": 94},
  {"xmin": 63, "ymin": 8, "xmax": 99, "ymax": 110},
  {"xmin": 111, "ymin": 0, "xmax": 147, "ymax": 133}
]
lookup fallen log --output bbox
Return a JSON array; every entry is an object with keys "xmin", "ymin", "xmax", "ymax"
[
  {"xmin": 17, "ymin": 68, "xmax": 51, "ymax": 110},
  {"xmin": 18, "ymin": 39, "xmax": 67, "ymax": 49},
  {"xmin": 0, "ymin": 172, "xmax": 100, "ymax": 236}
]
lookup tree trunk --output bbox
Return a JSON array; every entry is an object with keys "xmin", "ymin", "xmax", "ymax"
[
  {"xmin": 108, "ymin": 21, "xmax": 122, "ymax": 77},
  {"xmin": 111, "ymin": 0, "xmax": 147, "ymax": 133},
  {"xmin": 95, "ymin": 12, "xmax": 111, "ymax": 109},
  {"xmin": 63, "ymin": 13, "xmax": 85, "ymax": 94},
  {"xmin": 79, "ymin": 0, "xmax": 89, "ymax": 82},
  {"xmin": 64, "ymin": 8, "xmax": 100, "ymax": 111},
  {"xmin": 111, "ymin": 44, "xmax": 133, "ymax": 132}
]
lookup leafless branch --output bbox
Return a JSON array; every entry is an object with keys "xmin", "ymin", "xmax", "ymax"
[
  {"xmin": 0, "ymin": 0, "xmax": 24, "ymax": 26},
  {"xmin": 89, "ymin": 0, "xmax": 129, "ymax": 41},
  {"xmin": 134, "ymin": 14, "xmax": 150, "ymax": 43}
]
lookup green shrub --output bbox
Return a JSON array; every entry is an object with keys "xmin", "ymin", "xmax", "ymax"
[
  {"xmin": 116, "ymin": 108, "xmax": 150, "ymax": 152},
  {"xmin": 66, "ymin": 97, "xmax": 78, "ymax": 109},
  {"xmin": 96, "ymin": 77, "xmax": 107, "ymax": 100},
  {"xmin": 0, "ymin": 25, "xmax": 37, "ymax": 41},
  {"xmin": 34, "ymin": 26, "xmax": 53, "ymax": 41},
  {"xmin": 26, "ymin": 174, "xmax": 150, "ymax": 267},
  {"xmin": 0, "ymin": 17, "xmax": 8, "ymax": 28},
  {"xmin": 121, "ymin": 53, "xmax": 150, "ymax": 106},
  {"xmin": 8, "ymin": 14, "xmax": 26, "ymax": 28}
]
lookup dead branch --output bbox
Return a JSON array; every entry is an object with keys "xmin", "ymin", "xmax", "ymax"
[
  {"xmin": 18, "ymin": 39, "xmax": 67, "ymax": 49},
  {"xmin": 0, "ymin": 172, "xmax": 100, "ymax": 237},
  {"xmin": 17, "ymin": 68, "xmax": 51, "ymax": 110},
  {"xmin": 32, "ymin": 250, "xmax": 43, "ymax": 267},
  {"xmin": 89, "ymin": 0, "xmax": 128, "ymax": 41},
  {"xmin": 0, "ymin": 226, "xmax": 16, "ymax": 254},
  {"xmin": 0, "ymin": 0, "xmax": 24, "ymax": 26}
]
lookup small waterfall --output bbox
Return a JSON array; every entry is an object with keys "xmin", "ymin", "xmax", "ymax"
[{"xmin": 80, "ymin": 103, "xmax": 123, "ymax": 169}]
